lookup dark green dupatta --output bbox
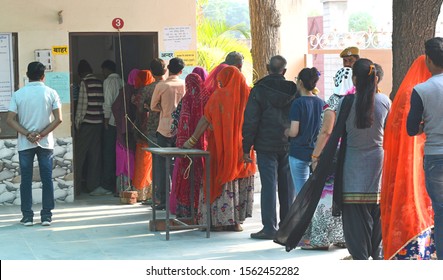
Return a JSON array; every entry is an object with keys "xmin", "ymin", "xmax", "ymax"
[{"xmin": 274, "ymin": 94, "xmax": 354, "ymax": 252}]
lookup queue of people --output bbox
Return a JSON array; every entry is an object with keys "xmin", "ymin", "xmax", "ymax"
[{"xmin": 8, "ymin": 38, "xmax": 443, "ymax": 261}]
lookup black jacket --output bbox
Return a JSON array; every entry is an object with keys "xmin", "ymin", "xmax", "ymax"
[{"xmin": 242, "ymin": 74, "xmax": 298, "ymax": 153}]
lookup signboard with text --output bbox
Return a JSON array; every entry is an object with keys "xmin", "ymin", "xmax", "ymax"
[
  {"xmin": 52, "ymin": 45, "xmax": 69, "ymax": 55},
  {"xmin": 0, "ymin": 33, "xmax": 14, "ymax": 112}
]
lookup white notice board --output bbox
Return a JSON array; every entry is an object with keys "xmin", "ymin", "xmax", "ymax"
[
  {"xmin": 0, "ymin": 33, "xmax": 14, "ymax": 112},
  {"xmin": 163, "ymin": 26, "xmax": 192, "ymax": 51}
]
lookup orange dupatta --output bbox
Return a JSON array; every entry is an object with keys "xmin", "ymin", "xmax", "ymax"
[
  {"xmin": 133, "ymin": 70, "xmax": 156, "ymax": 190},
  {"xmin": 381, "ymin": 55, "xmax": 434, "ymax": 259},
  {"xmin": 203, "ymin": 66, "xmax": 256, "ymax": 203}
]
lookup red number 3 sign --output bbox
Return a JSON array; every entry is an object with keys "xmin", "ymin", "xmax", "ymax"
[{"xmin": 112, "ymin": 18, "xmax": 124, "ymax": 30}]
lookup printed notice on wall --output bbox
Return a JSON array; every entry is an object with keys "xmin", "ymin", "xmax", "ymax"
[
  {"xmin": 175, "ymin": 50, "xmax": 197, "ymax": 66},
  {"xmin": 163, "ymin": 26, "xmax": 192, "ymax": 51},
  {"xmin": 160, "ymin": 50, "xmax": 197, "ymax": 66},
  {"xmin": 0, "ymin": 33, "xmax": 14, "ymax": 112},
  {"xmin": 45, "ymin": 72, "xmax": 70, "ymax": 104}
]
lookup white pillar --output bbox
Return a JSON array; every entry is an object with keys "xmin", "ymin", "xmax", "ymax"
[
  {"xmin": 321, "ymin": 0, "xmax": 349, "ymax": 33},
  {"xmin": 277, "ymin": 0, "xmax": 308, "ymax": 81}
]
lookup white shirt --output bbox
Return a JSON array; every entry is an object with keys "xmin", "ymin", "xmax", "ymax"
[
  {"xmin": 103, "ymin": 73, "xmax": 123, "ymax": 126},
  {"xmin": 8, "ymin": 81, "xmax": 61, "ymax": 151}
]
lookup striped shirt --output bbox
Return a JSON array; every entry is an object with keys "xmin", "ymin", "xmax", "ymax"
[{"xmin": 75, "ymin": 74, "xmax": 104, "ymax": 128}]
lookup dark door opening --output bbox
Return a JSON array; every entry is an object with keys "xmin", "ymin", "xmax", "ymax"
[{"xmin": 69, "ymin": 32, "xmax": 158, "ymax": 196}]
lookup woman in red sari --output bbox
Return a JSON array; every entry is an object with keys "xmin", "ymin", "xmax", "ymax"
[
  {"xmin": 381, "ymin": 55, "xmax": 436, "ymax": 259},
  {"xmin": 183, "ymin": 66, "xmax": 256, "ymax": 231},
  {"xmin": 172, "ymin": 73, "xmax": 210, "ymax": 217}
]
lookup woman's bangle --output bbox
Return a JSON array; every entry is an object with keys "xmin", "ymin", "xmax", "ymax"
[
  {"xmin": 190, "ymin": 135, "xmax": 198, "ymax": 143},
  {"xmin": 311, "ymin": 154, "xmax": 319, "ymax": 159},
  {"xmin": 187, "ymin": 138, "xmax": 197, "ymax": 146}
]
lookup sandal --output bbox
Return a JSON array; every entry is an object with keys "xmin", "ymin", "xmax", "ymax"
[
  {"xmin": 300, "ymin": 244, "xmax": 329, "ymax": 250},
  {"xmin": 223, "ymin": 224, "xmax": 243, "ymax": 232},
  {"xmin": 333, "ymin": 242, "xmax": 347, "ymax": 248}
]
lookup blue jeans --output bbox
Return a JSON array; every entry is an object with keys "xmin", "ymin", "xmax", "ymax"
[
  {"xmin": 256, "ymin": 151, "xmax": 295, "ymax": 234},
  {"xmin": 288, "ymin": 156, "xmax": 310, "ymax": 195},
  {"xmin": 19, "ymin": 147, "xmax": 54, "ymax": 220},
  {"xmin": 424, "ymin": 154, "xmax": 443, "ymax": 260}
]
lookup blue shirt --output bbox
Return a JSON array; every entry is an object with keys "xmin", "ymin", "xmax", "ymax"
[{"xmin": 289, "ymin": 96, "xmax": 325, "ymax": 161}]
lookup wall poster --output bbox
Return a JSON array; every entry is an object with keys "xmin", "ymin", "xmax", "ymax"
[{"xmin": 0, "ymin": 33, "xmax": 14, "ymax": 112}]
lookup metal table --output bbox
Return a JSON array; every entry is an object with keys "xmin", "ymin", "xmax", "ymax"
[{"xmin": 145, "ymin": 147, "xmax": 211, "ymax": 240}]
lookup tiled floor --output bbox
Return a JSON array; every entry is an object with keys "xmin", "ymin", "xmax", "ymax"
[{"xmin": 0, "ymin": 193, "xmax": 350, "ymax": 260}]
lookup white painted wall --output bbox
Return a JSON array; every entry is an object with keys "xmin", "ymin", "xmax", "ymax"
[{"xmin": 278, "ymin": 0, "xmax": 309, "ymax": 82}]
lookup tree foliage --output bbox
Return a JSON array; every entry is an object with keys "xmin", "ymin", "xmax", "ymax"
[
  {"xmin": 202, "ymin": 0, "xmax": 250, "ymax": 36},
  {"xmin": 197, "ymin": 17, "xmax": 252, "ymax": 72},
  {"xmin": 196, "ymin": 0, "xmax": 253, "ymax": 83},
  {"xmin": 348, "ymin": 12, "xmax": 375, "ymax": 32}
]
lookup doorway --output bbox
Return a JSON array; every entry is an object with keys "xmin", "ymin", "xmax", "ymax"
[{"xmin": 69, "ymin": 32, "xmax": 158, "ymax": 195}]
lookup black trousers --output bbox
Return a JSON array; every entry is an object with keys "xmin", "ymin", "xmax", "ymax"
[
  {"xmin": 153, "ymin": 132, "xmax": 176, "ymax": 204},
  {"xmin": 342, "ymin": 203, "xmax": 383, "ymax": 260},
  {"xmin": 74, "ymin": 123, "xmax": 103, "ymax": 194},
  {"xmin": 102, "ymin": 125, "xmax": 116, "ymax": 192}
]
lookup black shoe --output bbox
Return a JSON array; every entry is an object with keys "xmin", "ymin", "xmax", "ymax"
[
  {"xmin": 250, "ymin": 229, "xmax": 276, "ymax": 240},
  {"xmin": 141, "ymin": 199, "xmax": 154, "ymax": 206},
  {"xmin": 154, "ymin": 203, "xmax": 166, "ymax": 210},
  {"xmin": 20, "ymin": 217, "xmax": 33, "ymax": 226},
  {"xmin": 41, "ymin": 217, "xmax": 52, "ymax": 226}
]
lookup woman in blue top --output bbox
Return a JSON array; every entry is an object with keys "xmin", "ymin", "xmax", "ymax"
[{"xmin": 286, "ymin": 67, "xmax": 325, "ymax": 195}]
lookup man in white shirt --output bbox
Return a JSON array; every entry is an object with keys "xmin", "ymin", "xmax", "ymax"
[
  {"xmin": 7, "ymin": 61, "xmax": 62, "ymax": 226},
  {"xmin": 99, "ymin": 59, "xmax": 123, "ymax": 195}
]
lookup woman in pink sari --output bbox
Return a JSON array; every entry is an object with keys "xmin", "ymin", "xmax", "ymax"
[
  {"xmin": 112, "ymin": 69, "xmax": 139, "ymax": 193},
  {"xmin": 171, "ymin": 73, "xmax": 211, "ymax": 217}
]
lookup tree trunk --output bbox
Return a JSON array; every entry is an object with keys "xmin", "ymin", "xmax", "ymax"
[
  {"xmin": 391, "ymin": 0, "xmax": 443, "ymax": 100},
  {"xmin": 249, "ymin": 0, "xmax": 281, "ymax": 81}
]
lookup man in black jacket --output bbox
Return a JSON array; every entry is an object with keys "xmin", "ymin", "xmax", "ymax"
[{"xmin": 242, "ymin": 55, "xmax": 298, "ymax": 239}]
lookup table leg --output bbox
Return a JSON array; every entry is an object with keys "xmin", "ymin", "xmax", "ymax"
[
  {"xmin": 205, "ymin": 155, "xmax": 210, "ymax": 238},
  {"xmin": 165, "ymin": 156, "xmax": 170, "ymax": 241},
  {"xmin": 190, "ymin": 156, "xmax": 195, "ymax": 221},
  {"xmin": 151, "ymin": 154, "xmax": 156, "ymax": 231}
]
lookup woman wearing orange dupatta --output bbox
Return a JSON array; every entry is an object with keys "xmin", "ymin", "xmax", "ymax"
[
  {"xmin": 381, "ymin": 55, "xmax": 436, "ymax": 260},
  {"xmin": 132, "ymin": 70, "xmax": 155, "ymax": 201},
  {"xmin": 183, "ymin": 66, "xmax": 256, "ymax": 231}
]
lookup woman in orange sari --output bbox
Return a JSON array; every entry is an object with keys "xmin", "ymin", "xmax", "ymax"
[
  {"xmin": 132, "ymin": 70, "xmax": 155, "ymax": 201},
  {"xmin": 381, "ymin": 55, "xmax": 436, "ymax": 259},
  {"xmin": 183, "ymin": 66, "xmax": 256, "ymax": 231}
]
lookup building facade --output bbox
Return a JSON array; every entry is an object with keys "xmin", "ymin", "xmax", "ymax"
[{"xmin": 0, "ymin": 0, "xmax": 197, "ymax": 205}]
